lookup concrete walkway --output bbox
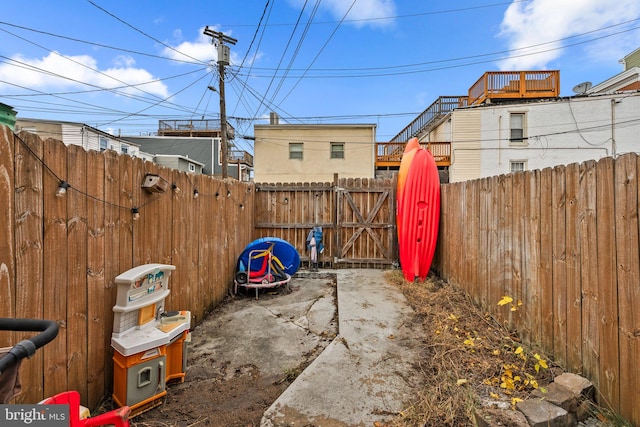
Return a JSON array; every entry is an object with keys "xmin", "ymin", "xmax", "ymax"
[{"xmin": 261, "ymin": 269, "xmax": 425, "ymax": 427}]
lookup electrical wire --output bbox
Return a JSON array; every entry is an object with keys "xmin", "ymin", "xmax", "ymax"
[
  {"xmin": 0, "ymin": 21, "xmax": 203, "ymax": 65},
  {"xmin": 251, "ymin": 0, "xmax": 311, "ymax": 122},
  {"xmin": 94, "ymin": 70, "xmax": 214, "ymax": 126},
  {"xmin": 216, "ymin": 0, "xmax": 530, "ymax": 27},
  {"xmin": 239, "ymin": 17, "xmax": 640, "ymax": 76},
  {"xmin": 3, "ymin": 2, "xmax": 638, "ymax": 142},
  {"xmin": 276, "ymin": 0, "xmax": 357, "ymax": 107},
  {"xmin": 265, "ymin": 0, "xmax": 322, "ymax": 110},
  {"xmin": 2, "ymin": 66, "xmax": 209, "ymax": 99},
  {"xmin": 0, "ymin": 27, "xmax": 206, "ymax": 114},
  {"xmin": 86, "ymin": 0, "xmax": 206, "ymax": 65}
]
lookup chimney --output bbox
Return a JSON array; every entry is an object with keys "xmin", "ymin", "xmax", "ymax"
[{"xmin": 269, "ymin": 112, "xmax": 279, "ymax": 125}]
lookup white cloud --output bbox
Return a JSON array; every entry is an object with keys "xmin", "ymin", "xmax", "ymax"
[
  {"xmin": 160, "ymin": 27, "xmax": 227, "ymax": 64},
  {"xmin": 161, "ymin": 31, "xmax": 215, "ymax": 63},
  {"xmin": 113, "ymin": 55, "xmax": 136, "ymax": 68},
  {"xmin": 497, "ymin": 0, "xmax": 640, "ymax": 70},
  {"xmin": 0, "ymin": 51, "xmax": 169, "ymax": 98},
  {"xmin": 328, "ymin": 0, "xmax": 396, "ymax": 28},
  {"xmin": 161, "ymin": 27, "xmax": 243, "ymax": 65}
]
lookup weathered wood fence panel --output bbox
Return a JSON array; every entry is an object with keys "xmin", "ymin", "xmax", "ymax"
[
  {"xmin": 432, "ymin": 153, "xmax": 640, "ymax": 426},
  {"xmin": 253, "ymin": 177, "xmax": 396, "ymax": 268},
  {"xmin": 253, "ymin": 182, "xmax": 335, "ymax": 266},
  {"xmin": 4, "ymin": 127, "xmax": 639, "ymax": 424},
  {"xmin": 615, "ymin": 154, "xmax": 639, "ymax": 424},
  {"xmin": 0, "ymin": 131, "xmax": 253, "ymax": 409},
  {"xmin": 14, "ymin": 131, "xmax": 45, "ymax": 406},
  {"xmin": 595, "ymin": 157, "xmax": 619, "ymax": 414},
  {"xmin": 336, "ymin": 178, "xmax": 395, "ymax": 266}
]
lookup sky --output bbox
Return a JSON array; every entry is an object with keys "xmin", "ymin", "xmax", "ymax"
[{"xmin": 1, "ymin": 0, "xmax": 639, "ymax": 154}]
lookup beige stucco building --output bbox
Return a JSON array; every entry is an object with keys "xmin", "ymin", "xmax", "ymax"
[{"xmin": 253, "ymin": 122, "xmax": 376, "ymax": 183}]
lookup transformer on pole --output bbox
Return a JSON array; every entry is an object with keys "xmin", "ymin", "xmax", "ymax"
[{"xmin": 203, "ymin": 26, "xmax": 237, "ymax": 179}]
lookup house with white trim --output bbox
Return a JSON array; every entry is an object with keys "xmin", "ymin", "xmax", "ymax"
[
  {"xmin": 412, "ymin": 49, "xmax": 640, "ymax": 183},
  {"xmin": 14, "ymin": 118, "xmax": 151, "ymax": 160}
]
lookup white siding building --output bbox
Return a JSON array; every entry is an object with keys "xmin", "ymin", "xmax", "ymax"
[
  {"xmin": 14, "ymin": 118, "xmax": 152, "ymax": 161},
  {"xmin": 442, "ymin": 92, "xmax": 640, "ymax": 182}
]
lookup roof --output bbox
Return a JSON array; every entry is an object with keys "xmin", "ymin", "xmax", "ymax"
[
  {"xmin": 16, "ymin": 117, "xmax": 141, "ymax": 147},
  {"xmin": 153, "ymin": 154, "xmax": 205, "ymax": 167},
  {"xmin": 586, "ymin": 66, "xmax": 640, "ymax": 94},
  {"xmin": 254, "ymin": 123, "xmax": 377, "ymax": 130}
]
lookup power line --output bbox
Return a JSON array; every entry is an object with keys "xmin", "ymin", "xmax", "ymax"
[
  {"xmin": 215, "ymin": 1, "xmax": 530, "ymax": 28},
  {"xmin": 231, "ymin": 18, "xmax": 640, "ymax": 80},
  {"xmin": 1, "ymin": 66, "xmax": 209, "ymax": 98},
  {"xmin": 94, "ymin": 70, "xmax": 213, "ymax": 126},
  {"xmin": 276, "ymin": 0, "xmax": 357, "ymax": 107},
  {"xmin": 0, "ymin": 21, "xmax": 203, "ymax": 65},
  {"xmin": 86, "ymin": 0, "xmax": 206, "ymax": 65},
  {"xmin": 265, "ymin": 0, "xmax": 322, "ymax": 111},
  {"xmin": 251, "ymin": 0, "xmax": 312, "ymax": 121},
  {"xmin": 0, "ymin": 27, "xmax": 205, "ymax": 114}
]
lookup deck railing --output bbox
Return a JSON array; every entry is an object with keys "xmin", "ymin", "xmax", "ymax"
[
  {"xmin": 391, "ymin": 96, "xmax": 468, "ymax": 143},
  {"xmin": 230, "ymin": 150, "xmax": 253, "ymax": 166},
  {"xmin": 376, "ymin": 141, "xmax": 451, "ymax": 167},
  {"xmin": 159, "ymin": 119, "xmax": 222, "ymax": 132},
  {"xmin": 468, "ymin": 70, "xmax": 560, "ymax": 105},
  {"xmin": 158, "ymin": 119, "xmax": 235, "ymax": 139}
]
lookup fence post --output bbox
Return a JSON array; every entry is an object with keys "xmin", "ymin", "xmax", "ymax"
[{"xmin": 333, "ymin": 173, "xmax": 339, "ymax": 265}]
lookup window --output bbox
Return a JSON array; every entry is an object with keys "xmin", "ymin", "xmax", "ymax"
[
  {"xmin": 330, "ymin": 142, "xmax": 344, "ymax": 159},
  {"xmin": 509, "ymin": 113, "xmax": 527, "ymax": 144},
  {"xmin": 121, "ymin": 145, "xmax": 129, "ymax": 154},
  {"xmin": 189, "ymin": 163, "xmax": 196, "ymax": 172},
  {"xmin": 289, "ymin": 143, "xmax": 303, "ymax": 160},
  {"xmin": 510, "ymin": 161, "xmax": 526, "ymax": 173},
  {"xmin": 99, "ymin": 137, "xmax": 108, "ymax": 151}
]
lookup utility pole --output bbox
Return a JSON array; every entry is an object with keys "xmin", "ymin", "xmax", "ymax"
[{"xmin": 203, "ymin": 26, "xmax": 237, "ymax": 179}]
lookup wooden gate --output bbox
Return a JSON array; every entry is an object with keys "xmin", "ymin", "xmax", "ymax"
[
  {"xmin": 253, "ymin": 177, "xmax": 397, "ymax": 268},
  {"xmin": 334, "ymin": 178, "xmax": 396, "ymax": 267}
]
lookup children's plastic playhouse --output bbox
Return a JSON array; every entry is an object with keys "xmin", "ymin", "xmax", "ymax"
[{"xmin": 110, "ymin": 264, "xmax": 190, "ymax": 417}]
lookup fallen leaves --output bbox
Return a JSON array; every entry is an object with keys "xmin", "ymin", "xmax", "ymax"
[
  {"xmin": 497, "ymin": 295, "xmax": 523, "ymax": 312},
  {"xmin": 497, "ymin": 295, "xmax": 513, "ymax": 306}
]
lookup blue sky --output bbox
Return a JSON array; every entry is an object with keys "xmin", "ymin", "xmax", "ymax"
[{"xmin": 1, "ymin": 0, "xmax": 639, "ymax": 154}]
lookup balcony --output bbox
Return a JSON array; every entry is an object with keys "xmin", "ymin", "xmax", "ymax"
[
  {"xmin": 229, "ymin": 150, "xmax": 253, "ymax": 167},
  {"xmin": 376, "ymin": 141, "xmax": 451, "ymax": 168},
  {"xmin": 158, "ymin": 119, "xmax": 235, "ymax": 139},
  {"xmin": 468, "ymin": 70, "xmax": 560, "ymax": 106}
]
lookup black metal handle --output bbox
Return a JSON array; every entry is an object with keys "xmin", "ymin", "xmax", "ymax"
[{"xmin": 0, "ymin": 318, "xmax": 59, "ymax": 375}]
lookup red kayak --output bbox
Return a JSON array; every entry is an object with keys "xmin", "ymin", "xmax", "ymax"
[{"xmin": 396, "ymin": 138, "xmax": 440, "ymax": 282}]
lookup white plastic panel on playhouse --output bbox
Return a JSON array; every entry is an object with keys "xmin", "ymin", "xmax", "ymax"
[
  {"xmin": 111, "ymin": 263, "xmax": 190, "ymax": 356},
  {"xmin": 113, "ymin": 264, "xmax": 175, "ymax": 311}
]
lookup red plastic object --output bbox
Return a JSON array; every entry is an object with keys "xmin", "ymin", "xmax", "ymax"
[
  {"xmin": 248, "ymin": 252, "xmax": 270, "ymax": 278},
  {"xmin": 396, "ymin": 139, "xmax": 441, "ymax": 282},
  {"xmin": 40, "ymin": 391, "xmax": 130, "ymax": 427}
]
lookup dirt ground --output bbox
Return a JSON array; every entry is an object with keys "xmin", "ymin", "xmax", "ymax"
[
  {"xmin": 125, "ymin": 270, "xmax": 607, "ymax": 427},
  {"xmin": 129, "ymin": 283, "xmax": 333, "ymax": 427}
]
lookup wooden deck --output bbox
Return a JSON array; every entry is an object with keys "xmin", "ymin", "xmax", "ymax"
[
  {"xmin": 376, "ymin": 141, "xmax": 451, "ymax": 168},
  {"xmin": 468, "ymin": 70, "xmax": 560, "ymax": 105}
]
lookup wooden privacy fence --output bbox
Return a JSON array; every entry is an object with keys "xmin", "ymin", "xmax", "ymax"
[
  {"xmin": 0, "ymin": 128, "xmax": 254, "ymax": 410},
  {"xmin": 253, "ymin": 177, "xmax": 397, "ymax": 268},
  {"xmin": 432, "ymin": 154, "xmax": 640, "ymax": 426},
  {"xmin": 5, "ymin": 125, "xmax": 638, "ymax": 424}
]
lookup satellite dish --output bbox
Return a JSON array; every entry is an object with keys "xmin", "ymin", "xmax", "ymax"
[{"xmin": 572, "ymin": 81, "xmax": 593, "ymax": 94}]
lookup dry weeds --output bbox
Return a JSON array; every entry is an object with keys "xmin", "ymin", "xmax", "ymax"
[{"xmin": 385, "ymin": 270, "xmax": 561, "ymax": 426}]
